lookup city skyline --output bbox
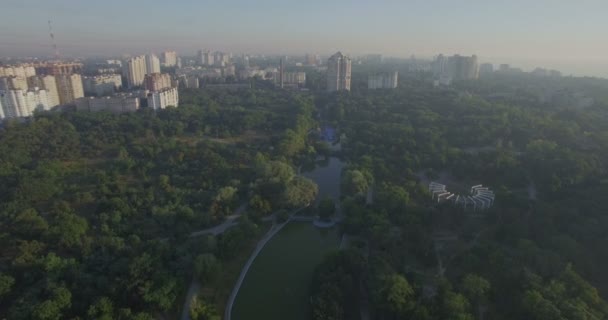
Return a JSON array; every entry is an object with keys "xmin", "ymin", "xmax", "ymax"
[{"xmin": 1, "ymin": 0, "xmax": 608, "ymax": 77}]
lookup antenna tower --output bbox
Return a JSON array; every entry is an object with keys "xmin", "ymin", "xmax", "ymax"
[{"xmin": 48, "ymin": 20, "xmax": 60, "ymax": 60}]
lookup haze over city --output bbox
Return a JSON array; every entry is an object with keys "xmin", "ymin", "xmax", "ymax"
[{"xmin": 2, "ymin": 0, "xmax": 607, "ymax": 77}]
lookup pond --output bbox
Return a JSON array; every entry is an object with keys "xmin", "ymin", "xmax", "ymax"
[
  {"xmin": 231, "ymin": 222, "xmax": 340, "ymax": 320},
  {"xmin": 230, "ymin": 157, "xmax": 346, "ymax": 320},
  {"xmin": 302, "ymin": 156, "xmax": 345, "ymax": 205}
]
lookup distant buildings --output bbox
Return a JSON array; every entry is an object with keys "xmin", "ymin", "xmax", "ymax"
[
  {"xmin": 284, "ymin": 72, "xmax": 306, "ymax": 86},
  {"xmin": 214, "ymin": 52, "xmax": 230, "ymax": 67},
  {"xmin": 222, "ymin": 65, "xmax": 236, "ymax": 78},
  {"xmin": 0, "ymin": 65, "xmax": 36, "ymax": 78},
  {"xmin": 368, "ymin": 71, "xmax": 398, "ymax": 89},
  {"xmin": 0, "ymin": 76, "xmax": 28, "ymax": 91},
  {"xmin": 124, "ymin": 55, "xmax": 147, "ymax": 87},
  {"xmin": 56, "ymin": 74, "xmax": 84, "ymax": 105},
  {"xmin": 28, "ymin": 75, "xmax": 60, "ymax": 107},
  {"xmin": 198, "ymin": 50, "xmax": 214, "ymax": 66},
  {"xmin": 148, "ymin": 87, "xmax": 179, "ymax": 110},
  {"xmin": 305, "ymin": 53, "xmax": 319, "ymax": 66},
  {"xmin": 479, "ymin": 63, "xmax": 494, "ymax": 76},
  {"xmin": 144, "ymin": 73, "xmax": 172, "ymax": 91},
  {"xmin": 327, "ymin": 52, "xmax": 351, "ymax": 92},
  {"xmin": 35, "ymin": 62, "xmax": 83, "ymax": 76},
  {"xmin": 145, "ymin": 54, "xmax": 161, "ymax": 74},
  {"xmin": 76, "ymin": 94, "xmax": 141, "ymax": 114},
  {"xmin": 531, "ymin": 68, "xmax": 562, "ymax": 77},
  {"xmin": 0, "ymin": 88, "xmax": 50, "ymax": 118},
  {"xmin": 161, "ymin": 51, "xmax": 178, "ymax": 67},
  {"xmin": 365, "ymin": 54, "xmax": 383, "ymax": 64},
  {"xmin": 447, "ymin": 55, "xmax": 479, "ymax": 80},
  {"xmin": 432, "ymin": 54, "xmax": 479, "ymax": 82},
  {"xmin": 83, "ymin": 74, "xmax": 122, "ymax": 96}
]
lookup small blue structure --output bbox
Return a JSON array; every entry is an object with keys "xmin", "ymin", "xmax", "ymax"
[{"xmin": 320, "ymin": 126, "xmax": 336, "ymax": 142}]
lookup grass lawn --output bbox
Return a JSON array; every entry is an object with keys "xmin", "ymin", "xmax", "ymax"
[{"xmin": 232, "ymin": 222, "xmax": 340, "ymax": 320}]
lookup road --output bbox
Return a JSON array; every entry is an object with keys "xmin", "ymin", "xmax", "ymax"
[
  {"xmin": 188, "ymin": 203, "xmax": 247, "ymax": 238},
  {"xmin": 179, "ymin": 203, "xmax": 247, "ymax": 320}
]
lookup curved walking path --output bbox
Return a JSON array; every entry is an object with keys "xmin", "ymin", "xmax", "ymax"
[
  {"xmin": 179, "ymin": 203, "xmax": 246, "ymax": 320},
  {"xmin": 224, "ymin": 206, "xmax": 309, "ymax": 320},
  {"xmin": 223, "ymin": 220, "xmax": 289, "ymax": 320}
]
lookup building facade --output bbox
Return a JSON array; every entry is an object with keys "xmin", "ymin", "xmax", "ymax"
[
  {"xmin": 148, "ymin": 87, "xmax": 179, "ymax": 110},
  {"xmin": 144, "ymin": 73, "xmax": 172, "ymax": 91},
  {"xmin": 368, "ymin": 71, "xmax": 398, "ymax": 89},
  {"xmin": 76, "ymin": 95, "xmax": 140, "ymax": 113},
  {"xmin": 0, "ymin": 65, "xmax": 36, "ymax": 78},
  {"xmin": 56, "ymin": 74, "xmax": 84, "ymax": 105},
  {"xmin": 161, "ymin": 51, "xmax": 178, "ymax": 67},
  {"xmin": 28, "ymin": 75, "xmax": 60, "ymax": 107},
  {"xmin": 35, "ymin": 62, "xmax": 83, "ymax": 76},
  {"xmin": 327, "ymin": 52, "xmax": 352, "ymax": 92},
  {"xmin": 83, "ymin": 74, "xmax": 123, "ymax": 96},
  {"xmin": 145, "ymin": 54, "xmax": 161, "ymax": 74},
  {"xmin": 124, "ymin": 55, "xmax": 147, "ymax": 88},
  {"xmin": 0, "ymin": 88, "xmax": 50, "ymax": 118}
]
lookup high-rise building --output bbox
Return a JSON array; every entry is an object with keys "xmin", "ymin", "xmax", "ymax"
[
  {"xmin": 284, "ymin": 72, "xmax": 306, "ymax": 86},
  {"xmin": 145, "ymin": 54, "xmax": 161, "ymax": 74},
  {"xmin": 82, "ymin": 75, "xmax": 123, "ymax": 96},
  {"xmin": 56, "ymin": 74, "xmax": 84, "ymax": 105},
  {"xmin": 432, "ymin": 54, "xmax": 448, "ymax": 77},
  {"xmin": 279, "ymin": 59, "xmax": 284, "ymax": 88},
  {"xmin": 0, "ymin": 76, "xmax": 29, "ymax": 91},
  {"xmin": 446, "ymin": 54, "xmax": 479, "ymax": 80},
  {"xmin": 0, "ymin": 65, "xmax": 36, "ymax": 78},
  {"xmin": 144, "ymin": 73, "xmax": 172, "ymax": 91},
  {"xmin": 124, "ymin": 55, "xmax": 147, "ymax": 87},
  {"xmin": 368, "ymin": 72, "xmax": 398, "ymax": 89},
  {"xmin": 326, "ymin": 52, "xmax": 352, "ymax": 92},
  {"xmin": 305, "ymin": 53, "xmax": 317, "ymax": 66},
  {"xmin": 0, "ymin": 88, "xmax": 50, "ymax": 118},
  {"xmin": 148, "ymin": 87, "xmax": 179, "ymax": 110},
  {"xmin": 222, "ymin": 65, "xmax": 236, "ymax": 78},
  {"xmin": 479, "ymin": 63, "xmax": 494, "ymax": 76},
  {"xmin": 161, "ymin": 51, "xmax": 178, "ymax": 67},
  {"xmin": 28, "ymin": 75, "xmax": 60, "ymax": 107},
  {"xmin": 213, "ymin": 52, "xmax": 229, "ymax": 67},
  {"xmin": 35, "ymin": 62, "xmax": 83, "ymax": 76}
]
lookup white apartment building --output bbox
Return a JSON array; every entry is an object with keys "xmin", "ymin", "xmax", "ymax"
[
  {"xmin": 124, "ymin": 55, "xmax": 147, "ymax": 88},
  {"xmin": 327, "ymin": 52, "xmax": 352, "ymax": 92},
  {"xmin": 83, "ymin": 74, "xmax": 122, "ymax": 96},
  {"xmin": 75, "ymin": 94, "xmax": 140, "ymax": 114},
  {"xmin": 56, "ymin": 74, "xmax": 84, "ymax": 105},
  {"xmin": 145, "ymin": 54, "xmax": 161, "ymax": 74},
  {"xmin": 0, "ymin": 88, "xmax": 50, "ymax": 118},
  {"xmin": 368, "ymin": 71, "xmax": 398, "ymax": 89},
  {"xmin": 148, "ymin": 87, "xmax": 179, "ymax": 110},
  {"xmin": 28, "ymin": 75, "xmax": 60, "ymax": 107},
  {"xmin": 161, "ymin": 51, "xmax": 178, "ymax": 67}
]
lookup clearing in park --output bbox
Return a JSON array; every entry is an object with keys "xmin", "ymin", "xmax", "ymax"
[{"xmin": 231, "ymin": 222, "xmax": 340, "ymax": 320}]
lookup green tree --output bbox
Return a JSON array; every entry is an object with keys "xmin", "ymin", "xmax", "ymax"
[
  {"xmin": 194, "ymin": 254, "xmax": 221, "ymax": 283},
  {"xmin": 0, "ymin": 272, "xmax": 15, "ymax": 298},
  {"xmin": 189, "ymin": 295, "xmax": 220, "ymax": 320},
  {"xmin": 318, "ymin": 197, "xmax": 336, "ymax": 221},
  {"xmin": 375, "ymin": 274, "xmax": 415, "ymax": 317}
]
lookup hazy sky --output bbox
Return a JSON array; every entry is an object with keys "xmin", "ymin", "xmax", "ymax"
[{"xmin": 1, "ymin": 0, "xmax": 607, "ymax": 77}]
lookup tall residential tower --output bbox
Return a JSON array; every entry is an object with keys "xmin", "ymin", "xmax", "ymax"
[{"xmin": 326, "ymin": 52, "xmax": 351, "ymax": 92}]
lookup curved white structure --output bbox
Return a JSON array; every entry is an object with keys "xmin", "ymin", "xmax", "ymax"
[{"xmin": 429, "ymin": 182, "xmax": 495, "ymax": 211}]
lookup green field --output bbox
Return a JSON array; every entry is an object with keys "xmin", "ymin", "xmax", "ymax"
[{"xmin": 232, "ymin": 222, "xmax": 340, "ymax": 320}]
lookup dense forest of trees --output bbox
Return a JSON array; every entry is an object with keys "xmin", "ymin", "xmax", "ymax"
[
  {"xmin": 3, "ymin": 67, "xmax": 608, "ymax": 320},
  {"xmin": 0, "ymin": 88, "xmax": 319, "ymax": 319},
  {"xmin": 311, "ymin": 73, "xmax": 608, "ymax": 320}
]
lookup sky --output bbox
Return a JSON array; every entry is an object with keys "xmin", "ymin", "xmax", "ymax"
[{"xmin": 1, "ymin": 0, "xmax": 607, "ymax": 77}]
